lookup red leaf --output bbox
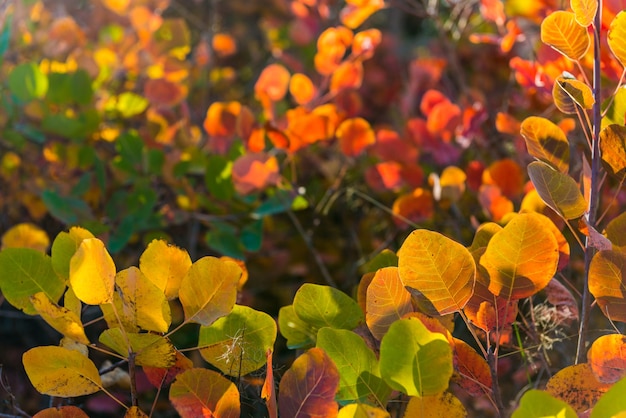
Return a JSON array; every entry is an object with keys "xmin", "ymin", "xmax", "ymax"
[
  {"xmin": 144, "ymin": 78, "xmax": 187, "ymax": 108},
  {"xmin": 232, "ymin": 153, "xmax": 280, "ymax": 195},
  {"xmin": 261, "ymin": 350, "xmax": 278, "ymax": 418},
  {"xmin": 336, "ymin": 117, "xmax": 375, "ymax": 156},
  {"xmin": 170, "ymin": 368, "xmax": 240, "ymax": 418},
  {"xmin": 144, "ymin": 350, "xmax": 193, "ymax": 388},
  {"xmin": 278, "ymin": 347, "xmax": 339, "ymax": 418}
]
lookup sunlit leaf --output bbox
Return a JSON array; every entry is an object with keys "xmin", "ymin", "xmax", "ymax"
[
  {"xmin": 199, "ymin": 305, "xmax": 277, "ymax": 376},
  {"xmin": 124, "ymin": 407, "xmax": 148, "ymax": 418},
  {"xmin": 481, "ymin": 212, "xmax": 559, "ymax": 300},
  {"xmin": 139, "ymin": 239, "xmax": 191, "ymax": 300},
  {"xmin": 51, "ymin": 227, "xmax": 94, "ymax": 281},
  {"xmin": 69, "ymin": 238, "xmax": 115, "ymax": 305},
  {"xmin": 212, "ymin": 33, "xmax": 237, "ymax": 57},
  {"xmin": 278, "ymin": 304, "xmax": 318, "ymax": 349},
  {"xmin": 32, "ymin": 406, "xmax": 90, "ymax": 418},
  {"xmin": 587, "ymin": 334, "xmax": 626, "ymax": 384},
  {"xmin": 144, "ymin": 78, "xmax": 187, "ymax": 107},
  {"xmin": 589, "ymin": 250, "xmax": 626, "ymax": 323},
  {"xmin": 99, "ymin": 328, "xmax": 176, "ymax": 368},
  {"xmin": 204, "ymin": 101, "xmax": 241, "ymax": 141},
  {"xmin": 379, "ymin": 317, "xmax": 452, "ymax": 397},
  {"xmin": 603, "ymin": 87, "xmax": 626, "ymax": 129},
  {"xmin": 403, "ymin": 392, "xmax": 467, "ymax": 418},
  {"xmin": 23, "ymin": 346, "xmax": 102, "ymax": 397},
  {"xmin": 366, "ymin": 267, "xmax": 414, "ymax": 340},
  {"xmin": 482, "ymin": 158, "xmax": 524, "ymax": 198},
  {"xmin": 591, "ymin": 376, "xmax": 626, "ymax": 418},
  {"xmin": 520, "ymin": 116, "xmax": 570, "ymax": 173},
  {"xmin": 571, "ymin": 0, "xmax": 597, "ymax": 26},
  {"xmin": 0, "ymin": 248, "xmax": 65, "ymax": 315},
  {"xmin": 541, "ymin": 11, "xmax": 590, "ymax": 61},
  {"xmin": 170, "ymin": 368, "xmax": 240, "ymax": 418},
  {"xmin": 398, "ymin": 229, "xmax": 476, "ymax": 315},
  {"xmin": 1, "ymin": 223, "xmax": 49, "ymax": 252},
  {"xmin": 30, "ymin": 292, "xmax": 89, "ymax": 344},
  {"xmin": 553, "ymin": 75, "xmax": 578, "ymax": 114},
  {"xmin": 330, "ymin": 60, "xmax": 364, "ymax": 94},
  {"xmin": 289, "ymin": 73, "xmax": 317, "ymax": 105},
  {"xmin": 340, "ymin": 0, "xmax": 385, "ymax": 29},
  {"xmin": 478, "ymin": 185, "xmax": 514, "ymax": 222},
  {"xmin": 115, "ymin": 92, "xmax": 148, "ymax": 118},
  {"xmin": 114, "ymin": 266, "xmax": 171, "ymax": 333},
  {"xmin": 468, "ymin": 222, "xmax": 502, "ymax": 253},
  {"xmin": 278, "ymin": 347, "xmax": 339, "ymax": 417},
  {"xmin": 545, "ymin": 364, "xmax": 611, "ymax": 412},
  {"xmin": 179, "ymin": 256, "xmax": 240, "ymax": 326},
  {"xmin": 293, "ymin": 283, "xmax": 364, "ymax": 330},
  {"xmin": 606, "ymin": 212, "xmax": 626, "ymax": 248},
  {"xmin": 144, "ymin": 350, "xmax": 193, "ymax": 388},
  {"xmin": 317, "ymin": 327, "xmax": 391, "ymax": 405},
  {"xmin": 512, "ymin": 389, "xmax": 577, "ymax": 418},
  {"xmin": 392, "ymin": 188, "xmax": 434, "ymax": 226},
  {"xmin": 255, "ymin": 63, "xmax": 290, "ymax": 102},
  {"xmin": 338, "ymin": 403, "xmax": 390, "ymax": 418},
  {"xmin": 8, "ymin": 62, "xmax": 48, "ymax": 102},
  {"xmin": 558, "ymin": 78, "xmax": 594, "ymax": 109},
  {"xmin": 600, "ymin": 124, "xmax": 626, "ymax": 176},
  {"xmin": 451, "ymin": 338, "xmax": 492, "ymax": 397},
  {"xmin": 336, "ymin": 117, "xmax": 375, "ymax": 157},
  {"xmin": 609, "ymin": 11, "xmax": 626, "ymax": 67},
  {"xmin": 527, "ymin": 161, "xmax": 587, "ymax": 219},
  {"xmin": 352, "ymin": 29, "xmax": 382, "ymax": 59}
]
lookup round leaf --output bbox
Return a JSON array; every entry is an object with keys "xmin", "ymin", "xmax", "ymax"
[
  {"xmin": 51, "ymin": 227, "xmax": 95, "ymax": 281},
  {"xmin": 366, "ymin": 266, "xmax": 414, "ymax": 340},
  {"xmin": 398, "ymin": 229, "xmax": 476, "ymax": 315},
  {"xmin": 609, "ymin": 11, "xmax": 626, "ymax": 67},
  {"xmin": 139, "ymin": 239, "xmax": 191, "ymax": 300},
  {"xmin": 403, "ymin": 392, "xmax": 467, "ymax": 418},
  {"xmin": 545, "ymin": 364, "xmax": 611, "ymax": 412},
  {"xmin": 379, "ymin": 317, "xmax": 453, "ymax": 397},
  {"xmin": 600, "ymin": 124, "xmax": 626, "ymax": 176},
  {"xmin": 558, "ymin": 78, "xmax": 595, "ymax": 109},
  {"xmin": 198, "ymin": 305, "xmax": 277, "ymax": 377},
  {"xmin": 589, "ymin": 250, "xmax": 626, "ymax": 323},
  {"xmin": 23, "ymin": 346, "xmax": 102, "ymax": 397},
  {"xmin": 527, "ymin": 161, "xmax": 587, "ymax": 220},
  {"xmin": 520, "ymin": 116, "xmax": 570, "ymax": 173},
  {"xmin": 278, "ymin": 304, "xmax": 318, "ymax": 349},
  {"xmin": 99, "ymin": 328, "xmax": 176, "ymax": 368},
  {"xmin": 1, "ymin": 223, "xmax": 49, "ymax": 252},
  {"xmin": 170, "ymin": 368, "xmax": 240, "ymax": 418},
  {"xmin": 571, "ymin": 0, "xmax": 598, "ymax": 26},
  {"xmin": 69, "ymin": 238, "xmax": 115, "ymax": 305},
  {"xmin": 512, "ymin": 389, "xmax": 577, "ymax": 418},
  {"xmin": 541, "ymin": 11, "xmax": 590, "ymax": 61},
  {"xmin": 481, "ymin": 212, "xmax": 559, "ymax": 300},
  {"xmin": 587, "ymin": 334, "xmax": 626, "ymax": 383},
  {"xmin": 293, "ymin": 283, "xmax": 364, "ymax": 330}
]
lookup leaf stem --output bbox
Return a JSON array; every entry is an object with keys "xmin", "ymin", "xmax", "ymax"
[{"xmin": 576, "ymin": 1, "xmax": 603, "ymax": 364}]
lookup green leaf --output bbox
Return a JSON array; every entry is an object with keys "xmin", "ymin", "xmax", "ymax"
[
  {"xmin": 512, "ymin": 390, "xmax": 577, "ymax": 418},
  {"xmin": 205, "ymin": 222, "xmax": 245, "ymax": 259},
  {"xmin": 8, "ymin": 62, "xmax": 48, "ymax": 102},
  {"xmin": 115, "ymin": 131, "xmax": 144, "ymax": 168},
  {"xmin": 115, "ymin": 92, "xmax": 149, "ymax": 118},
  {"xmin": 360, "ymin": 249, "xmax": 398, "ymax": 274},
  {"xmin": 278, "ymin": 305, "xmax": 318, "ymax": 349},
  {"xmin": 70, "ymin": 70, "xmax": 93, "ymax": 105},
  {"xmin": 527, "ymin": 161, "xmax": 587, "ymax": 219},
  {"xmin": 41, "ymin": 189, "xmax": 93, "ymax": 224},
  {"xmin": 241, "ymin": 219, "xmax": 263, "ymax": 252},
  {"xmin": 254, "ymin": 190, "xmax": 294, "ymax": 216},
  {"xmin": 205, "ymin": 155, "xmax": 234, "ymax": 200},
  {"xmin": 51, "ymin": 227, "xmax": 95, "ymax": 281},
  {"xmin": 198, "ymin": 305, "xmax": 277, "ymax": 377},
  {"xmin": 316, "ymin": 327, "xmax": 391, "ymax": 405},
  {"xmin": 0, "ymin": 248, "xmax": 65, "ymax": 315},
  {"xmin": 602, "ymin": 87, "xmax": 626, "ymax": 129},
  {"xmin": 379, "ymin": 317, "xmax": 452, "ymax": 397},
  {"xmin": 591, "ymin": 376, "xmax": 626, "ymax": 418},
  {"xmin": 293, "ymin": 283, "xmax": 364, "ymax": 330}
]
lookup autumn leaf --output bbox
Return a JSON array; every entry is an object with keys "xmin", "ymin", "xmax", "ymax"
[
  {"xmin": 293, "ymin": 283, "xmax": 364, "ymax": 330},
  {"xmin": 520, "ymin": 116, "xmax": 570, "ymax": 173},
  {"xmin": 51, "ymin": 227, "xmax": 94, "ymax": 281},
  {"xmin": 587, "ymin": 334, "xmax": 626, "ymax": 384},
  {"xmin": 600, "ymin": 124, "xmax": 626, "ymax": 176},
  {"xmin": 99, "ymin": 328, "xmax": 176, "ymax": 368},
  {"xmin": 69, "ymin": 238, "xmax": 115, "ymax": 305},
  {"xmin": 144, "ymin": 350, "xmax": 193, "ymax": 388},
  {"xmin": 289, "ymin": 73, "xmax": 317, "ymax": 105},
  {"xmin": 340, "ymin": 0, "xmax": 385, "ymax": 29},
  {"xmin": 330, "ymin": 60, "xmax": 364, "ymax": 94},
  {"xmin": 139, "ymin": 239, "xmax": 191, "ymax": 300},
  {"xmin": 278, "ymin": 347, "xmax": 340, "ymax": 418},
  {"xmin": 403, "ymin": 392, "xmax": 467, "ymax": 418},
  {"xmin": 527, "ymin": 161, "xmax": 587, "ymax": 220},
  {"xmin": 170, "ymin": 368, "xmax": 240, "ymax": 418},
  {"xmin": 278, "ymin": 304, "xmax": 318, "ymax": 349},
  {"xmin": 352, "ymin": 29, "xmax": 381, "ymax": 59},
  {"xmin": 512, "ymin": 389, "xmax": 577, "ymax": 418},
  {"xmin": 545, "ymin": 364, "xmax": 611, "ymax": 412},
  {"xmin": 32, "ymin": 406, "xmax": 89, "ymax": 418},
  {"xmin": 557, "ymin": 77, "xmax": 595, "ymax": 109},
  {"xmin": 589, "ymin": 250, "xmax": 626, "ymax": 322},
  {"xmin": 608, "ymin": 11, "xmax": 626, "ymax": 67},
  {"xmin": 541, "ymin": 11, "xmax": 590, "ymax": 61},
  {"xmin": 451, "ymin": 338, "xmax": 492, "ymax": 397},
  {"xmin": 1, "ymin": 223, "xmax": 49, "ymax": 252},
  {"xmin": 30, "ymin": 292, "xmax": 89, "ymax": 345},
  {"xmin": 482, "ymin": 159, "xmax": 524, "ymax": 198},
  {"xmin": 261, "ymin": 350, "xmax": 278, "ymax": 418},
  {"xmin": 231, "ymin": 153, "xmax": 280, "ymax": 195},
  {"xmin": 365, "ymin": 267, "xmax": 414, "ymax": 340},
  {"xmin": 398, "ymin": 229, "xmax": 476, "ymax": 315},
  {"xmin": 255, "ymin": 63, "xmax": 290, "ymax": 102},
  {"xmin": 23, "ymin": 346, "xmax": 102, "ymax": 397},
  {"xmin": 571, "ymin": 0, "xmax": 598, "ymax": 27}
]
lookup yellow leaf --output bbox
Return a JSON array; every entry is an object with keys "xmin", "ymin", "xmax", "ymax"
[
  {"xmin": 557, "ymin": 78, "xmax": 595, "ymax": 109},
  {"xmin": 403, "ymin": 392, "xmax": 467, "ymax": 418},
  {"xmin": 99, "ymin": 328, "xmax": 176, "ymax": 368},
  {"xmin": 589, "ymin": 250, "xmax": 626, "ymax": 323},
  {"xmin": 553, "ymin": 75, "xmax": 578, "ymax": 114},
  {"xmin": 139, "ymin": 239, "xmax": 192, "ymax": 300},
  {"xmin": 609, "ymin": 11, "xmax": 626, "ymax": 67},
  {"xmin": 398, "ymin": 229, "xmax": 476, "ymax": 315},
  {"xmin": 541, "ymin": 11, "xmax": 589, "ymax": 61},
  {"xmin": 51, "ymin": 226, "xmax": 95, "ymax": 281},
  {"xmin": 1, "ymin": 223, "xmax": 49, "ymax": 252},
  {"xmin": 30, "ymin": 292, "xmax": 89, "ymax": 345},
  {"xmin": 571, "ymin": 0, "xmax": 597, "ymax": 27},
  {"xmin": 124, "ymin": 407, "xmax": 148, "ymax": 418},
  {"xmin": 481, "ymin": 212, "xmax": 559, "ymax": 300},
  {"xmin": 179, "ymin": 256, "xmax": 241, "ymax": 326},
  {"xmin": 63, "ymin": 288, "xmax": 82, "ymax": 318},
  {"xmin": 600, "ymin": 124, "xmax": 626, "ymax": 176},
  {"xmin": 23, "ymin": 346, "xmax": 102, "ymax": 397},
  {"xmin": 545, "ymin": 364, "xmax": 611, "ymax": 412},
  {"xmin": 338, "ymin": 404, "xmax": 390, "ymax": 418},
  {"xmin": 520, "ymin": 116, "xmax": 570, "ymax": 174},
  {"xmin": 114, "ymin": 266, "xmax": 171, "ymax": 333},
  {"xmin": 69, "ymin": 238, "xmax": 115, "ymax": 305},
  {"xmin": 366, "ymin": 267, "xmax": 414, "ymax": 340}
]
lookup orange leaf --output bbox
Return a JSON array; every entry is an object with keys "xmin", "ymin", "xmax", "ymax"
[
  {"xmin": 478, "ymin": 185, "xmax": 514, "ymax": 222},
  {"xmin": 101, "ymin": 0, "xmax": 130, "ymax": 15},
  {"xmin": 481, "ymin": 212, "xmax": 559, "ymax": 300},
  {"xmin": 495, "ymin": 112, "xmax": 521, "ymax": 135},
  {"xmin": 392, "ymin": 188, "xmax": 434, "ymax": 227},
  {"xmin": 365, "ymin": 162, "xmax": 404, "ymax": 191},
  {"xmin": 144, "ymin": 350, "xmax": 193, "ymax": 388},
  {"xmin": 278, "ymin": 348, "xmax": 339, "ymax": 418},
  {"xmin": 144, "ymin": 78, "xmax": 187, "ymax": 108},
  {"xmin": 32, "ymin": 406, "xmax": 89, "ymax": 418},
  {"xmin": 330, "ymin": 60, "xmax": 364, "ymax": 94},
  {"xmin": 398, "ymin": 229, "xmax": 476, "ymax": 315},
  {"xmin": 541, "ymin": 11, "xmax": 590, "ymax": 61},
  {"xmin": 232, "ymin": 153, "xmax": 280, "ymax": 195},
  {"xmin": 606, "ymin": 212, "xmax": 626, "ymax": 248},
  {"xmin": 129, "ymin": 6, "xmax": 162, "ymax": 47},
  {"xmin": 589, "ymin": 250, "xmax": 626, "ymax": 323},
  {"xmin": 608, "ymin": 11, "xmax": 626, "ymax": 67},
  {"xmin": 520, "ymin": 116, "xmax": 570, "ymax": 174},
  {"xmin": 352, "ymin": 29, "xmax": 381, "ymax": 59},
  {"xmin": 600, "ymin": 124, "xmax": 626, "ymax": 176},
  {"xmin": 255, "ymin": 64, "xmax": 291, "ymax": 102},
  {"xmin": 340, "ymin": 0, "xmax": 385, "ymax": 29},
  {"xmin": 285, "ymin": 109, "xmax": 332, "ymax": 152},
  {"xmin": 426, "ymin": 101, "xmax": 462, "ymax": 141},
  {"xmin": 336, "ymin": 117, "xmax": 375, "ymax": 156},
  {"xmin": 289, "ymin": 73, "xmax": 317, "ymax": 105},
  {"xmin": 203, "ymin": 101, "xmax": 241, "ymax": 139},
  {"xmin": 212, "ymin": 33, "xmax": 237, "ymax": 57},
  {"xmin": 403, "ymin": 392, "xmax": 467, "ymax": 418},
  {"xmin": 545, "ymin": 364, "xmax": 611, "ymax": 413},
  {"xmin": 482, "ymin": 158, "xmax": 524, "ymax": 198},
  {"xmin": 261, "ymin": 349, "xmax": 278, "ymax": 418},
  {"xmin": 452, "ymin": 337, "xmax": 492, "ymax": 397},
  {"xmin": 170, "ymin": 368, "xmax": 240, "ymax": 418},
  {"xmin": 420, "ymin": 90, "xmax": 449, "ymax": 116},
  {"xmin": 571, "ymin": 0, "xmax": 598, "ymax": 26},
  {"xmin": 587, "ymin": 334, "xmax": 626, "ymax": 383},
  {"xmin": 366, "ymin": 267, "xmax": 414, "ymax": 340}
]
